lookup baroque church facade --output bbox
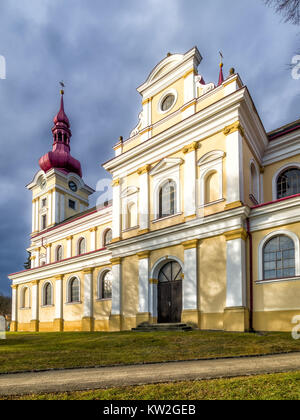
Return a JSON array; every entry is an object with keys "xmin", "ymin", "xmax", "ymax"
[{"xmin": 8, "ymin": 46, "xmax": 300, "ymax": 333}]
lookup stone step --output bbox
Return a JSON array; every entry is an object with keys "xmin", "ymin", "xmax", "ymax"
[{"xmin": 132, "ymin": 323, "xmax": 193, "ymax": 332}]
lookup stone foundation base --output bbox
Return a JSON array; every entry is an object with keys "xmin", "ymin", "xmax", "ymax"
[
  {"xmin": 81, "ymin": 317, "xmax": 94, "ymax": 332},
  {"xmin": 10, "ymin": 321, "xmax": 18, "ymax": 332},
  {"xmin": 224, "ymin": 307, "xmax": 249, "ymax": 332},
  {"xmin": 30, "ymin": 319, "xmax": 39, "ymax": 332},
  {"xmin": 136, "ymin": 312, "xmax": 151, "ymax": 325},
  {"xmin": 53, "ymin": 318, "xmax": 64, "ymax": 332},
  {"xmin": 181, "ymin": 309, "xmax": 199, "ymax": 328},
  {"xmin": 109, "ymin": 314, "xmax": 122, "ymax": 331}
]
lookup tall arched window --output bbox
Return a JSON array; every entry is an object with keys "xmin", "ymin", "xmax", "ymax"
[
  {"xmin": 99, "ymin": 270, "xmax": 113, "ymax": 299},
  {"xmin": 103, "ymin": 229, "xmax": 112, "ymax": 246},
  {"xmin": 159, "ymin": 180, "xmax": 176, "ymax": 219},
  {"xmin": 263, "ymin": 235, "xmax": 295, "ymax": 280},
  {"xmin": 205, "ymin": 171, "xmax": 219, "ymax": 204},
  {"xmin": 277, "ymin": 168, "xmax": 300, "ymax": 199},
  {"xmin": 78, "ymin": 238, "xmax": 86, "ymax": 256},
  {"xmin": 43, "ymin": 283, "xmax": 52, "ymax": 306},
  {"xmin": 56, "ymin": 245, "xmax": 63, "ymax": 262},
  {"xmin": 69, "ymin": 277, "xmax": 80, "ymax": 303}
]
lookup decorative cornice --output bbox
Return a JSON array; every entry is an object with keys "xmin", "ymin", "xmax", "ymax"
[
  {"xmin": 224, "ymin": 228, "xmax": 248, "ymax": 242},
  {"xmin": 182, "ymin": 141, "xmax": 198, "ymax": 154},
  {"xmin": 138, "ymin": 228, "xmax": 150, "ymax": 235},
  {"xmin": 54, "ymin": 275, "xmax": 63, "ymax": 281},
  {"xmin": 181, "ymin": 100, "xmax": 196, "ymax": 113},
  {"xmin": 111, "ymin": 179, "xmax": 120, "ymax": 187},
  {"xmin": 140, "ymin": 127, "xmax": 152, "ymax": 136},
  {"xmin": 137, "ymin": 164, "xmax": 151, "ymax": 176},
  {"xmin": 66, "ymin": 235, "xmax": 73, "ymax": 241},
  {"xmin": 83, "ymin": 268, "xmax": 94, "ymax": 274},
  {"xmin": 183, "ymin": 68, "xmax": 196, "ymax": 79},
  {"xmin": 111, "ymin": 237, "xmax": 121, "ymax": 243},
  {"xmin": 31, "ymin": 280, "xmax": 39, "ymax": 286},
  {"xmin": 184, "ymin": 214, "xmax": 196, "ymax": 222},
  {"xmin": 137, "ymin": 251, "xmax": 151, "ymax": 259},
  {"xmin": 182, "ymin": 239, "xmax": 198, "ymax": 249},
  {"xmin": 223, "ymin": 121, "xmax": 245, "ymax": 137},
  {"xmin": 110, "ymin": 257, "xmax": 122, "ymax": 266}
]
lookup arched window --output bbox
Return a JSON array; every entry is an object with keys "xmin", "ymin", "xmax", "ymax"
[
  {"xmin": 77, "ymin": 238, "xmax": 86, "ymax": 255},
  {"xmin": 58, "ymin": 132, "xmax": 62, "ymax": 142},
  {"xmin": 277, "ymin": 168, "xmax": 300, "ymax": 199},
  {"xmin": 99, "ymin": 270, "xmax": 113, "ymax": 299},
  {"xmin": 205, "ymin": 171, "xmax": 219, "ymax": 204},
  {"xmin": 250, "ymin": 162, "xmax": 259, "ymax": 202},
  {"xmin": 103, "ymin": 229, "xmax": 112, "ymax": 246},
  {"xmin": 56, "ymin": 245, "xmax": 63, "ymax": 262},
  {"xmin": 21, "ymin": 287, "xmax": 30, "ymax": 309},
  {"xmin": 159, "ymin": 180, "xmax": 176, "ymax": 219},
  {"xmin": 43, "ymin": 282, "xmax": 52, "ymax": 306},
  {"xmin": 69, "ymin": 277, "xmax": 80, "ymax": 303},
  {"xmin": 263, "ymin": 235, "xmax": 295, "ymax": 280}
]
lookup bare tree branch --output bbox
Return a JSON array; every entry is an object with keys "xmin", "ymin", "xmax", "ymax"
[{"xmin": 265, "ymin": 0, "xmax": 300, "ymax": 24}]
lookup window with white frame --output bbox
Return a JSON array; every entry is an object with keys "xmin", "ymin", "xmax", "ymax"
[
  {"xmin": 159, "ymin": 180, "xmax": 176, "ymax": 218},
  {"xmin": 277, "ymin": 168, "xmax": 300, "ymax": 199},
  {"xmin": 263, "ymin": 235, "xmax": 295, "ymax": 280},
  {"xmin": 98, "ymin": 270, "xmax": 112, "ymax": 299},
  {"xmin": 77, "ymin": 238, "xmax": 86, "ymax": 255},
  {"xmin": 43, "ymin": 282, "xmax": 52, "ymax": 306},
  {"xmin": 56, "ymin": 245, "xmax": 63, "ymax": 262},
  {"xmin": 150, "ymin": 158, "xmax": 182, "ymax": 219},
  {"xmin": 198, "ymin": 151, "xmax": 225, "ymax": 207},
  {"xmin": 103, "ymin": 229, "xmax": 112, "ymax": 246},
  {"xmin": 68, "ymin": 277, "xmax": 80, "ymax": 303}
]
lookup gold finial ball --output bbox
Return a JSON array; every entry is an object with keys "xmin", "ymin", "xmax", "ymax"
[
  {"xmin": 60, "ymin": 89, "xmax": 64, "ymax": 95},
  {"xmin": 229, "ymin": 67, "xmax": 235, "ymax": 75},
  {"xmin": 167, "ymin": 52, "xmax": 172, "ymax": 57},
  {"xmin": 219, "ymin": 62, "xmax": 223, "ymax": 68}
]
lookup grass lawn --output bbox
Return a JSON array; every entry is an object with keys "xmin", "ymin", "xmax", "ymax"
[
  {"xmin": 0, "ymin": 330, "xmax": 299, "ymax": 374},
  {"xmin": 3, "ymin": 371, "xmax": 300, "ymax": 400}
]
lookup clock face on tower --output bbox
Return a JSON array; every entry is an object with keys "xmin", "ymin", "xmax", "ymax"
[{"xmin": 68, "ymin": 181, "xmax": 78, "ymax": 192}]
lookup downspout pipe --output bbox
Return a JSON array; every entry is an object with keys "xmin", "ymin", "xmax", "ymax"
[{"xmin": 247, "ymin": 218, "xmax": 254, "ymax": 332}]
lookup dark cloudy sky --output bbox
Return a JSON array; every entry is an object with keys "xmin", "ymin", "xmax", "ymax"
[{"xmin": 0, "ymin": 0, "xmax": 299, "ymax": 295}]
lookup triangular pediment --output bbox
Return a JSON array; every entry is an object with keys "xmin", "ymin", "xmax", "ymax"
[{"xmin": 150, "ymin": 158, "xmax": 183, "ymax": 176}]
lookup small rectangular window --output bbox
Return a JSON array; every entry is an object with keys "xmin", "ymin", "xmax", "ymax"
[
  {"xmin": 69, "ymin": 199, "xmax": 76, "ymax": 210},
  {"xmin": 42, "ymin": 198, "xmax": 47, "ymax": 208}
]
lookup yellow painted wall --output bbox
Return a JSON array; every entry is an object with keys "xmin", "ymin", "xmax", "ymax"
[
  {"xmin": 151, "ymin": 78, "xmax": 184, "ymax": 126},
  {"xmin": 122, "ymin": 255, "xmax": 139, "ymax": 318}
]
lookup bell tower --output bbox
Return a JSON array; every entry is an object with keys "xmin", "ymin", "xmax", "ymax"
[{"xmin": 27, "ymin": 88, "xmax": 94, "ymax": 235}]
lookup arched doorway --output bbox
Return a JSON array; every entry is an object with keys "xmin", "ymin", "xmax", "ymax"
[{"xmin": 157, "ymin": 260, "xmax": 182, "ymax": 323}]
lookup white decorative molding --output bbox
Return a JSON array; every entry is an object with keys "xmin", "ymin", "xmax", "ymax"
[
  {"xmin": 198, "ymin": 150, "xmax": 225, "ymax": 207},
  {"xmin": 195, "ymin": 75, "xmax": 215, "ymax": 96}
]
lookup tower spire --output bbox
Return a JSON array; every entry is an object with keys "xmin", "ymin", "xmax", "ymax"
[
  {"xmin": 38, "ymin": 87, "xmax": 82, "ymax": 177},
  {"xmin": 218, "ymin": 51, "xmax": 224, "ymax": 86}
]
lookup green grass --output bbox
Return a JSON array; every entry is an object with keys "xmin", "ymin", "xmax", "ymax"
[
  {"xmin": 0, "ymin": 330, "xmax": 299, "ymax": 374},
  {"xmin": 3, "ymin": 371, "xmax": 300, "ymax": 400}
]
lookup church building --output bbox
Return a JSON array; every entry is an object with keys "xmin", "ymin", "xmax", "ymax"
[{"xmin": 8, "ymin": 46, "xmax": 300, "ymax": 332}]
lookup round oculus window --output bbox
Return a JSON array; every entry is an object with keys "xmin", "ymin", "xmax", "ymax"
[
  {"xmin": 68, "ymin": 181, "xmax": 78, "ymax": 192},
  {"xmin": 161, "ymin": 94, "xmax": 175, "ymax": 112}
]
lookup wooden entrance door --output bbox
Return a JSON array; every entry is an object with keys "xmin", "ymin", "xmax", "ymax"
[{"xmin": 157, "ymin": 261, "xmax": 182, "ymax": 323}]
